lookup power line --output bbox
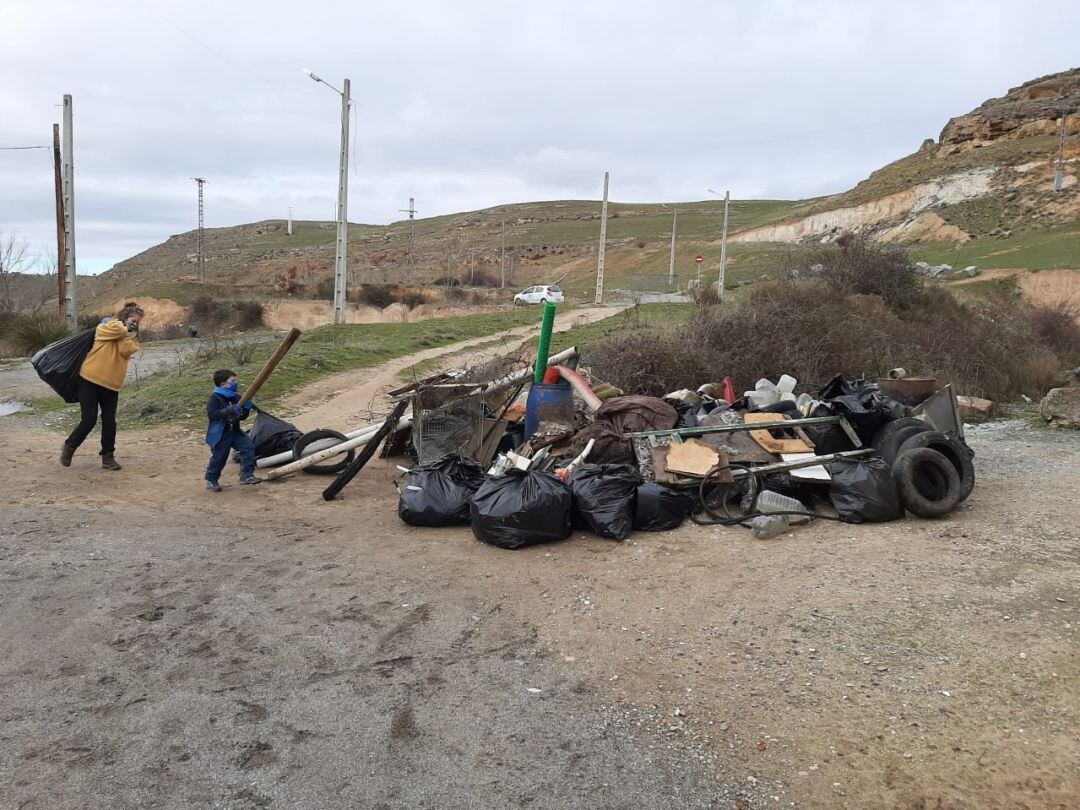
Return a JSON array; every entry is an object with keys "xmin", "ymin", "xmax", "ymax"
[
  {"xmin": 133, "ymin": 0, "xmax": 319, "ymax": 97},
  {"xmin": 0, "ymin": 145, "xmax": 50, "ymax": 150}
]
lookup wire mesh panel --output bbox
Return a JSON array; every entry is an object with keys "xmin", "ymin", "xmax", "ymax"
[{"xmin": 412, "ymin": 385, "xmax": 485, "ymax": 465}]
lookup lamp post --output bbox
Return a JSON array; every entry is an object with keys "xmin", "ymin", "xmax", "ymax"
[
  {"xmin": 707, "ymin": 187, "xmax": 730, "ymax": 301},
  {"xmin": 304, "ymin": 68, "xmax": 350, "ymax": 324}
]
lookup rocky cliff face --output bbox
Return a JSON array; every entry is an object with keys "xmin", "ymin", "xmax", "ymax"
[{"xmin": 939, "ymin": 68, "xmax": 1080, "ymax": 150}]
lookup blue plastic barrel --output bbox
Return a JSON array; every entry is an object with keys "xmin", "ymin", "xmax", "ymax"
[{"xmin": 524, "ymin": 382, "xmax": 574, "ymax": 441}]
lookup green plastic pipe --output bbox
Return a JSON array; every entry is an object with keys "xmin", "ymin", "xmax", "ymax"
[{"xmin": 533, "ymin": 301, "xmax": 557, "ymax": 383}]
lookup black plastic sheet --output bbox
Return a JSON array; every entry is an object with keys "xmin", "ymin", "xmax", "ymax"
[
  {"xmin": 569, "ymin": 464, "xmax": 642, "ymax": 540},
  {"xmin": 31, "ymin": 328, "xmax": 95, "ymax": 403},
  {"xmin": 470, "ymin": 470, "xmax": 572, "ymax": 549},
  {"xmin": 815, "ymin": 375, "xmax": 905, "ymax": 446}
]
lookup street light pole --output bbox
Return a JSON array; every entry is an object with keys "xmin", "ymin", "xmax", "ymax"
[
  {"xmin": 305, "ymin": 68, "xmax": 350, "ymax": 325},
  {"xmin": 707, "ymin": 187, "xmax": 730, "ymax": 301},
  {"xmin": 667, "ymin": 207, "xmax": 678, "ymax": 286}
]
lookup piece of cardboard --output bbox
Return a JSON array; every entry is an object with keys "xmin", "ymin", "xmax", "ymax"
[
  {"xmin": 665, "ymin": 438, "xmax": 724, "ymax": 477},
  {"xmin": 744, "ymin": 412, "xmax": 815, "ymax": 454}
]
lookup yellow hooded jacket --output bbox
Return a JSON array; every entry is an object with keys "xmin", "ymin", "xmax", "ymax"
[{"xmin": 79, "ymin": 320, "xmax": 140, "ymax": 392}]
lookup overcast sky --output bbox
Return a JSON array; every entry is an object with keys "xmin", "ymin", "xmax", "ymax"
[{"xmin": 2, "ymin": 0, "xmax": 1077, "ymax": 274}]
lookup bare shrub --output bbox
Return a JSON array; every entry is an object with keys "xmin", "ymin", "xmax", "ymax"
[
  {"xmin": 222, "ymin": 335, "xmax": 262, "ymax": 365},
  {"xmin": 1028, "ymin": 303, "xmax": 1080, "ymax": 360},
  {"xmin": 398, "ymin": 290, "xmax": 429, "ymax": 309},
  {"xmin": 584, "ymin": 279, "xmax": 1068, "ymax": 401},
  {"xmin": 312, "ymin": 275, "xmax": 335, "ymax": 300},
  {"xmin": 10, "ymin": 314, "xmax": 69, "ymax": 355},
  {"xmin": 690, "ymin": 284, "xmax": 721, "ymax": 308},
  {"xmin": 233, "ymin": 300, "xmax": 264, "ymax": 330},
  {"xmin": 353, "ymin": 284, "xmax": 396, "ymax": 308},
  {"xmin": 789, "ymin": 234, "xmax": 920, "ymax": 307}
]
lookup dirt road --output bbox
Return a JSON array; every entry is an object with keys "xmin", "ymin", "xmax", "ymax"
[{"xmin": 2, "ymin": 324, "xmax": 1079, "ymax": 808}]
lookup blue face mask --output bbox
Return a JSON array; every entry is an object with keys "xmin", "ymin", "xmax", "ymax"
[{"xmin": 225, "ymin": 380, "xmax": 239, "ymax": 392}]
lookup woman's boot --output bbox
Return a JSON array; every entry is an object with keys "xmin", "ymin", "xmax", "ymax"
[
  {"xmin": 101, "ymin": 453, "xmax": 122, "ymax": 471},
  {"xmin": 60, "ymin": 443, "xmax": 75, "ymax": 467}
]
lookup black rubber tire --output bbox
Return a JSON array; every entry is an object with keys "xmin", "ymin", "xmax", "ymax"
[
  {"xmin": 871, "ymin": 418, "xmax": 934, "ymax": 466},
  {"xmin": 899, "ymin": 431, "xmax": 975, "ymax": 503},
  {"xmin": 891, "ymin": 447, "xmax": 962, "ymax": 518},
  {"xmin": 292, "ymin": 429, "xmax": 355, "ymax": 475}
]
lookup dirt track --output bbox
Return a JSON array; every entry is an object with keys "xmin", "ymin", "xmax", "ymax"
[{"xmin": 2, "ymin": 323, "xmax": 1079, "ymax": 808}]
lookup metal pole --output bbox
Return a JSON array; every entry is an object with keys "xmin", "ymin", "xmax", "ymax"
[
  {"xmin": 193, "ymin": 178, "xmax": 206, "ymax": 282},
  {"xmin": 595, "ymin": 171, "xmax": 609, "ymax": 304},
  {"xmin": 1054, "ymin": 110, "xmax": 1068, "ymax": 192},
  {"xmin": 717, "ymin": 190, "xmax": 730, "ymax": 300},
  {"xmin": 61, "ymin": 94, "xmax": 76, "ymax": 330},
  {"xmin": 52, "ymin": 123, "xmax": 66, "ymax": 320},
  {"xmin": 333, "ymin": 78, "xmax": 351, "ymax": 325},
  {"xmin": 287, "ymin": 206, "xmax": 293, "ymax": 236},
  {"xmin": 667, "ymin": 208, "xmax": 677, "ymax": 286}
]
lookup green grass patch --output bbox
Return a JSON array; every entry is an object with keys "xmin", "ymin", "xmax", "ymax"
[{"xmin": 914, "ymin": 219, "xmax": 1080, "ymax": 270}]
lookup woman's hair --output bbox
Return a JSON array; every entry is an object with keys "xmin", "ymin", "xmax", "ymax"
[{"xmin": 117, "ymin": 301, "xmax": 145, "ymax": 321}]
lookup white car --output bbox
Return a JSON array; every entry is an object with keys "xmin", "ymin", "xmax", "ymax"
[{"xmin": 514, "ymin": 284, "xmax": 564, "ymax": 305}]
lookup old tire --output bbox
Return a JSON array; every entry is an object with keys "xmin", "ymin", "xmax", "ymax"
[
  {"xmin": 871, "ymin": 418, "xmax": 934, "ymax": 466},
  {"xmin": 292, "ymin": 429, "xmax": 355, "ymax": 475},
  {"xmin": 891, "ymin": 447, "xmax": 961, "ymax": 518},
  {"xmin": 899, "ymin": 431, "xmax": 975, "ymax": 503}
]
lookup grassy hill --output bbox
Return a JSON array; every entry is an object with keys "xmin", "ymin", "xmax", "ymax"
[{"xmin": 87, "ymin": 68, "xmax": 1079, "ymax": 314}]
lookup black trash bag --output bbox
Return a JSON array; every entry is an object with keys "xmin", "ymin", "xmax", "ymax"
[
  {"xmin": 248, "ymin": 408, "xmax": 304, "ymax": 458},
  {"xmin": 816, "ymin": 375, "xmax": 905, "ymax": 446},
  {"xmin": 31, "ymin": 328, "xmax": 95, "ymax": 403},
  {"xmin": 633, "ymin": 483, "xmax": 695, "ymax": 532},
  {"xmin": 398, "ymin": 453, "xmax": 486, "ymax": 527},
  {"xmin": 826, "ymin": 457, "xmax": 904, "ymax": 523},
  {"xmin": 569, "ymin": 464, "xmax": 643, "ymax": 540},
  {"xmin": 663, "ymin": 397, "xmax": 699, "ymax": 429},
  {"xmin": 470, "ymin": 469, "xmax": 572, "ymax": 550}
]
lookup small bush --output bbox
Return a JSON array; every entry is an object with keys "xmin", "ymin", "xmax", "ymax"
[
  {"xmin": 690, "ymin": 284, "xmax": 721, "ymax": 307},
  {"xmin": 11, "ymin": 315, "xmax": 69, "ymax": 355},
  {"xmin": 354, "ymin": 284, "xmax": 396, "ymax": 309},
  {"xmin": 192, "ymin": 295, "xmax": 230, "ymax": 326},
  {"xmin": 312, "ymin": 275, "xmax": 336, "ymax": 300},
  {"xmin": 77, "ymin": 313, "xmax": 107, "ymax": 331},
  {"xmin": 233, "ymin": 300, "xmax": 264, "ymax": 330},
  {"xmin": 636, "ymin": 239, "xmax": 647, "ymax": 249},
  {"xmin": 468, "ymin": 269, "xmax": 501, "ymax": 288},
  {"xmin": 433, "ymin": 275, "xmax": 461, "ymax": 289},
  {"xmin": 398, "ymin": 290, "xmax": 429, "ymax": 309},
  {"xmin": 1029, "ymin": 303, "xmax": 1080, "ymax": 359}
]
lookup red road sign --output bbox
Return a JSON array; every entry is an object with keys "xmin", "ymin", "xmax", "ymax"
[{"xmin": 695, "ymin": 255, "xmax": 703, "ymax": 263}]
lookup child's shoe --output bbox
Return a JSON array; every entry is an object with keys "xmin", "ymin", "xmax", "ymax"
[
  {"xmin": 206, "ymin": 480, "xmax": 222, "ymax": 492},
  {"xmin": 239, "ymin": 475, "xmax": 262, "ymax": 485}
]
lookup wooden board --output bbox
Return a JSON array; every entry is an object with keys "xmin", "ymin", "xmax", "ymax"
[
  {"xmin": 665, "ymin": 438, "xmax": 724, "ymax": 477},
  {"xmin": 744, "ymin": 412, "xmax": 814, "ymax": 454}
]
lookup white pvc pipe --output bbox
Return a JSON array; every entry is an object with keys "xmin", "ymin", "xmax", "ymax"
[
  {"xmin": 264, "ymin": 416, "xmax": 413, "ymax": 480},
  {"xmin": 555, "ymin": 364, "xmax": 602, "ymax": 411},
  {"xmin": 257, "ymin": 424, "xmax": 379, "ymax": 468}
]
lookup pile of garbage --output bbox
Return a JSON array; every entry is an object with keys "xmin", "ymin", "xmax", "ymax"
[{"xmin": 243, "ymin": 304, "xmax": 978, "ymax": 548}]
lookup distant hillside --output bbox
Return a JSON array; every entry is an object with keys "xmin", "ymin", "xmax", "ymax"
[{"xmin": 90, "ymin": 67, "xmax": 1079, "ymax": 309}]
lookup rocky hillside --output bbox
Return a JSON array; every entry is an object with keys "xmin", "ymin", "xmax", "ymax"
[{"xmin": 90, "ymin": 68, "xmax": 1079, "ymax": 308}]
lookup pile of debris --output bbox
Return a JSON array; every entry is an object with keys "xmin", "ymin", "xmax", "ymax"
[
  {"xmin": 914, "ymin": 261, "xmax": 981, "ymax": 279},
  {"xmin": 248, "ymin": 304, "xmax": 980, "ymax": 549}
]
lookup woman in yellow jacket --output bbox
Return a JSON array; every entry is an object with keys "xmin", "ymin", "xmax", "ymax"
[{"xmin": 61, "ymin": 302, "xmax": 144, "ymax": 470}]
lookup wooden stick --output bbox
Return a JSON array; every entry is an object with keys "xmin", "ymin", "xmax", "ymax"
[
  {"xmin": 322, "ymin": 398, "xmax": 410, "ymax": 500},
  {"xmin": 239, "ymin": 328, "xmax": 301, "ymax": 406}
]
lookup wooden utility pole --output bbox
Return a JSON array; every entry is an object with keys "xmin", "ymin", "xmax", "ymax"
[
  {"xmin": 61, "ymin": 94, "xmax": 76, "ymax": 330},
  {"xmin": 52, "ymin": 123, "xmax": 67, "ymax": 320},
  {"xmin": 595, "ymin": 171, "xmax": 609, "ymax": 304}
]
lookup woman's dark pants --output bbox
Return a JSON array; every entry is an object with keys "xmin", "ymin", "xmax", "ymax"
[{"xmin": 66, "ymin": 378, "xmax": 119, "ymax": 455}]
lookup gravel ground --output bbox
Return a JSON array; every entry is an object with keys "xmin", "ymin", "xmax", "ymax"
[{"xmin": 1, "ymin": 359, "xmax": 1078, "ymax": 809}]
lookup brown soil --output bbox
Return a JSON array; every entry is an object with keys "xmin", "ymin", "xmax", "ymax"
[
  {"xmin": 950, "ymin": 268, "xmax": 1080, "ymax": 308},
  {"xmin": 2, "ymin": 318, "xmax": 1079, "ymax": 807},
  {"xmin": 105, "ymin": 297, "xmax": 190, "ymax": 331}
]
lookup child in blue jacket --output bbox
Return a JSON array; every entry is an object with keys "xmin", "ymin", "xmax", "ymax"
[{"xmin": 205, "ymin": 368, "xmax": 261, "ymax": 491}]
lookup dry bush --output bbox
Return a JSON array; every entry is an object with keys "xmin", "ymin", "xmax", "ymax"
[
  {"xmin": 10, "ymin": 314, "xmax": 69, "ymax": 355},
  {"xmin": 788, "ymin": 234, "xmax": 920, "ymax": 307},
  {"xmin": 353, "ymin": 284, "xmax": 396, "ymax": 308},
  {"xmin": 690, "ymin": 284, "xmax": 721, "ymax": 307},
  {"xmin": 1028, "ymin": 302, "xmax": 1080, "ymax": 360},
  {"xmin": 398, "ymin": 289, "xmax": 429, "ymax": 309},
  {"xmin": 585, "ymin": 279, "xmax": 1068, "ymax": 401}
]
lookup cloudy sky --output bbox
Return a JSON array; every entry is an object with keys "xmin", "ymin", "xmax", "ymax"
[{"xmin": 2, "ymin": 0, "xmax": 1077, "ymax": 273}]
